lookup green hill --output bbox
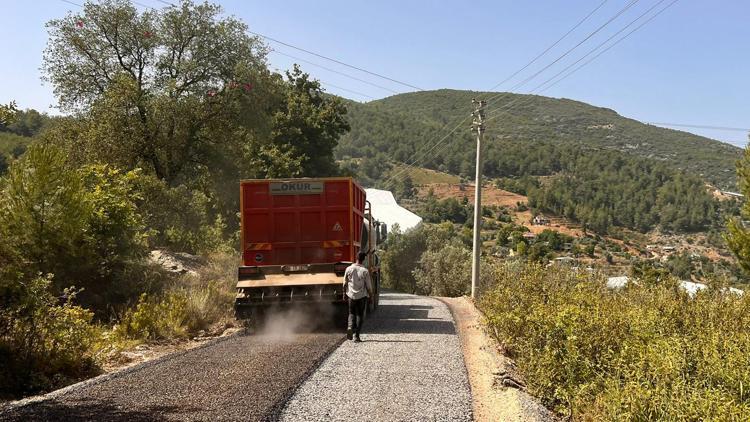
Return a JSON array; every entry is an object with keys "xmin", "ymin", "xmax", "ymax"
[{"xmin": 337, "ymin": 89, "xmax": 741, "ymax": 190}]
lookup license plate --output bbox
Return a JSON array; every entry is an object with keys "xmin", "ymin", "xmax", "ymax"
[{"xmin": 284, "ymin": 265, "xmax": 308, "ymax": 272}]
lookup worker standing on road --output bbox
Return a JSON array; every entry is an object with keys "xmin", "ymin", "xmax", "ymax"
[{"xmin": 343, "ymin": 251, "xmax": 373, "ymax": 342}]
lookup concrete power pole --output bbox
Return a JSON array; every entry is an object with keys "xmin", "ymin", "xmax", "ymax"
[{"xmin": 470, "ymin": 99, "xmax": 486, "ymax": 300}]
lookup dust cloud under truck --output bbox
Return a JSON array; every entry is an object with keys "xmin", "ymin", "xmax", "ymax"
[{"xmin": 234, "ymin": 177, "xmax": 386, "ymax": 323}]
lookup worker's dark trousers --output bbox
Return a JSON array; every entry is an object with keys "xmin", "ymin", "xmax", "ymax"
[{"xmin": 348, "ymin": 297, "xmax": 367, "ymax": 335}]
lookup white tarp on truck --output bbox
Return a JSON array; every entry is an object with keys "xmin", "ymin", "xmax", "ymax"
[{"xmin": 365, "ymin": 188, "xmax": 422, "ymax": 232}]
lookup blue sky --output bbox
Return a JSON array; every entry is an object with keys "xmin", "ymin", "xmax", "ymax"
[{"xmin": 2, "ymin": 0, "xmax": 748, "ymax": 146}]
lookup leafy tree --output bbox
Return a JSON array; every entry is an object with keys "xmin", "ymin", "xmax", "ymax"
[
  {"xmin": 393, "ymin": 175, "xmax": 416, "ymax": 200},
  {"xmin": 0, "ymin": 101, "xmax": 16, "ymax": 126},
  {"xmin": 0, "ymin": 144, "xmax": 146, "ymax": 309},
  {"xmin": 270, "ymin": 65, "xmax": 350, "ymax": 177},
  {"xmin": 0, "ymin": 109, "xmax": 53, "ymax": 137},
  {"xmin": 414, "ymin": 242, "xmax": 471, "ymax": 296},
  {"xmin": 423, "ymin": 196, "xmax": 469, "ymax": 224},
  {"xmin": 43, "ymin": 0, "xmax": 271, "ymax": 181},
  {"xmin": 726, "ymin": 134, "xmax": 750, "ymax": 272},
  {"xmin": 42, "ymin": 1, "xmax": 350, "ymax": 236},
  {"xmin": 381, "ymin": 223, "xmax": 459, "ymax": 293}
]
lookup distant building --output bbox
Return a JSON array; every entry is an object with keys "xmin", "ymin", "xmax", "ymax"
[
  {"xmin": 606, "ymin": 276, "xmax": 630, "ymax": 289},
  {"xmin": 551, "ymin": 256, "xmax": 575, "ymax": 266},
  {"xmin": 679, "ymin": 280, "xmax": 707, "ymax": 297},
  {"xmin": 532, "ymin": 215, "xmax": 550, "ymax": 225}
]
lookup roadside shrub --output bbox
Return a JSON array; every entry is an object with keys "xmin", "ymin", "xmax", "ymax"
[
  {"xmin": 0, "ymin": 144, "xmax": 148, "ymax": 312},
  {"xmin": 0, "ymin": 275, "xmax": 102, "ymax": 398},
  {"xmin": 113, "ymin": 252, "xmax": 237, "ymax": 342},
  {"xmin": 413, "ymin": 242, "xmax": 471, "ymax": 296},
  {"xmin": 480, "ymin": 261, "xmax": 750, "ymax": 420},
  {"xmin": 382, "ymin": 223, "xmax": 459, "ymax": 293},
  {"xmin": 114, "ymin": 292, "xmax": 191, "ymax": 341}
]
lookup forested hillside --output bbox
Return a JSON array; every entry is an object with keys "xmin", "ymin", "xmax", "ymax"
[
  {"xmin": 337, "ymin": 89, "xmax": 741, "ymax": 234},
  {"xmin": 337, "ymin": 89, "xmax": 741, "ymax": 190}
]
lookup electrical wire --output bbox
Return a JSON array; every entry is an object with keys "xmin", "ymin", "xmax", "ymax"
[
  {"xmin": 383, "ymin": 0, "xmax": 639, "ymax": 187},
  {"xmin": 487, "ymin": 0, "xmax": 641, "ymax": 106},
  {"xmin": 486, "ymin": 0, "xmax": 609, "ymax": 93},
  {"xmin": 247, "ymin": 30, "xmax": 424, "ymax": 92},
  {"xmin": 269, "ymin": 49, "xmax": 399, "ymax": 94},
  {"xmin": 481, "ymin": 0, "xmax": 679, "ymax": 126},
  {"xmin": 318, "ymin": 82, "xmax": 374, "ymax": 100},
  {"xmin": 60, "ymin": 0, "xmax": 83, "ymax": 7},
  {"xmin": 391, "ymin": 0, "xmax": 685, "ymax": 187},
  {"xmin": 647, "ymin": 123, "xmax": 750, "ymax": 133},
  {"xmin": 537, "ymin": 0, "xmax": 679, "ymax": 94},
  {"xmin": 530, "ymin": 0, "xmax": 669, "ymax": 93}
]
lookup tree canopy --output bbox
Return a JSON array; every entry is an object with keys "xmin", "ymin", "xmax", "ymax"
[{"xmin": 40, "ymin": 0, "xmax": 349, "ymax": 231}]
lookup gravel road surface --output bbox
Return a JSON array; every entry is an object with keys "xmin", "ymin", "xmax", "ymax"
[
  {"xmin": 1, "ymin": 332, "xmax": 343, "ymax": 421},
  {"xmin": 281, "ymin": 292, "xmax": 473, "ymax": 421}
]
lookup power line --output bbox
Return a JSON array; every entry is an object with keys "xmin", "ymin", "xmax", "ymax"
[
  {"xmin": 648, "ymin": 122, "xmax": 750, "ymax": 133},
  {"xmin": 393, "ymin": 0, "xmax": 680, "ymax": 186},
  {"xmin": 60, "ymin": 0, "xmax": 83, "ymax": 7},
  {"xmin": 491, "ymin": 0, "xmax": 640, "ymax": 103},
  {"xmin": 161, "ymin": 0, "xmax": 412, "ymax": 96},
  {"xmin": 483, "ymin": 0, "xmax": 679, "ymax": 124},
  {"xmin": 534, "ymin": 0, "xmax": 676, "ymax": 94},
  {"xmin": 383, "ymin": 0, "xmax": 638, "ymax": 187},
  {"xmin": 269, "ymin": 49, "xmax": 399, "ymax": 94},
  {"xmin": 247, "ymin": 30, "xmax": 424, "ymax": 92},
  {"xmin": 318, "ymin": 82, "xmax": 374, "ymax": 100},
  {"xmin": 486, "ymin": 0, "xmax": 609, "ymax": 92}
]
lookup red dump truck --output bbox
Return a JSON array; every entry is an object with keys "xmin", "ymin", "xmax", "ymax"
[{"xmin": 234, "ymin": 177, "xmax": 385, "ymax": 322}]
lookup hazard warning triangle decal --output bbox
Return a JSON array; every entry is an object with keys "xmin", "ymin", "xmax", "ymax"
[{"xmin": 332, "ymin": 222, "xmax": 343, "ymax": 232}]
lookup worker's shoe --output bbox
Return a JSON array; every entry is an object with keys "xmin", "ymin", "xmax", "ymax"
[
  {"xmin": 354, "ymin": 335, "xmax": 362, "ymax": 343},
  {"xmin": 346, "ymin": 328, "xmax": 353, "ymax": 340}
]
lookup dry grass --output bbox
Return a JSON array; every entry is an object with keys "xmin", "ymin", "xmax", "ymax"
[{"xmin": 480, "ymin": 261, "xmax": 750, "ymax": 420}]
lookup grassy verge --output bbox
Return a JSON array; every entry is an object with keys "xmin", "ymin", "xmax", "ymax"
[
  {"xmin": 0, "ymin": 252, "xmax": 238, "ymax": 399},
  {"xmin": 479, "ymin": 261, "xmax": 750, "ymax": 420},
  {"xmin": 113, "ymin": 252, "xmax": 237, "ymax": 342}
]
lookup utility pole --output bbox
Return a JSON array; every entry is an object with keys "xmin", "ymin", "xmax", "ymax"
[{"xmin": 470, "ymin": 99, "xmax": 486, "ymax": 300}]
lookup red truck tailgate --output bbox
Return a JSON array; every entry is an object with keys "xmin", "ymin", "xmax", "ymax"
[{"xmin": 240, "ymin": 178, "xmax": 365, "ymax": 267}]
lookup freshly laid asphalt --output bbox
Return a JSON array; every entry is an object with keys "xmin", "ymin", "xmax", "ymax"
[
  {"xmin": 1, "ymin": 292, "xmax": 472, "ymax": 421},
  {"xmin": 0, "ymin": 333, "xmax": 343, "ymax": 421}
]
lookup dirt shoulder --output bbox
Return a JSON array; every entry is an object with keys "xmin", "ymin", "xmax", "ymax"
[
  {"xmin": 101, "ymin": 326, "xmax": 241, "ymax": 374},
  {"xmin": 439, "ymin": 296, "xmax": 556, "ymax": 422}
]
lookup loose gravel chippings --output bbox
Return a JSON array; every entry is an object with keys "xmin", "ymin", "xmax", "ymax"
[{"xmin": 280, "ymin": 292, "xmax": 473, "ymax": 422}]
